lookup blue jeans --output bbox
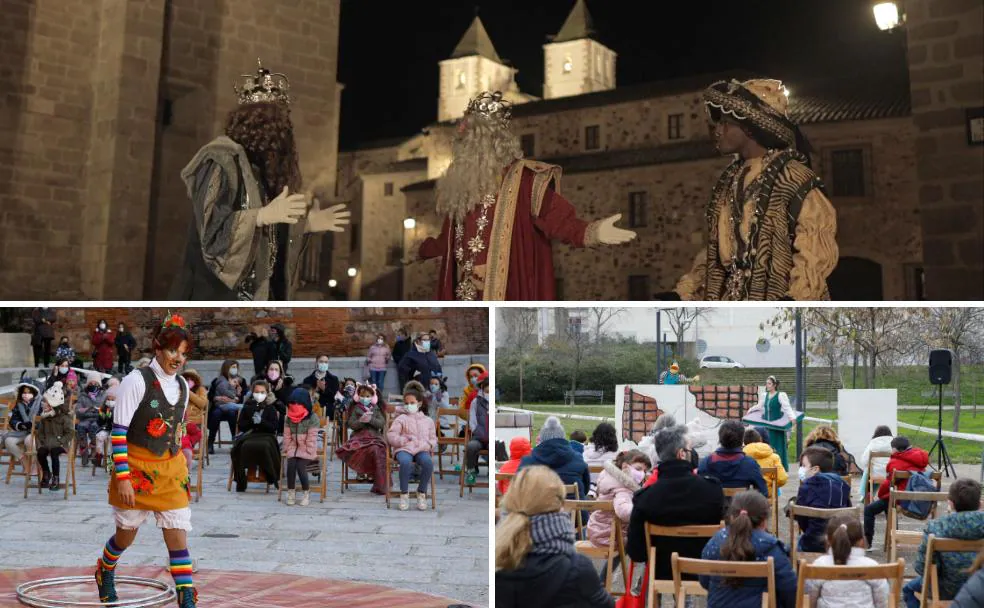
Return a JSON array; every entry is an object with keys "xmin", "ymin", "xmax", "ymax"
[
  {"xmin": 396, "ymin": 451, "xmax": 433, "ymax": 494},
  {"xmin": 369, "ymin": 370, "xmax": 386, "ymax": 390},
  {"xmin": 903, "ymin": 577, "xmax": 922, "ymax": 608}
]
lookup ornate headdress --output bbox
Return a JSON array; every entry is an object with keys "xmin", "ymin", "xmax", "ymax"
[
  {"xmin": 162, "ymin": 312, "xmax": 187, "ymax": 330},
  {"xmin": 235, "ymin": 58, "xmax": 291, "ymax": 106},
  {"xmin": 464, "ymin": 91, "xmax": 512, "ymax": 126},
  {"xmin": 703, "ymin": 78, "xmax": 796, "ymax": 148}
]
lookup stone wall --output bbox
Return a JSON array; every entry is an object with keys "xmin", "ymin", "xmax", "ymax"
[{"xmin": 905, "ymin": 0, "xmax": 984, "ymax": 300}]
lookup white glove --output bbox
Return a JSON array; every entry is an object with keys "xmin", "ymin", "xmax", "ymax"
[
  {"xmin": 256, "ymin": 186, "xmax": 308, "ymax": 227},
  {"xmin": 304, "ymin": 203, "xmax": 352, "ymax": 233},
  {"xmin": 596, "ymin": 213, "xmax": 636, "ymax": 245}
]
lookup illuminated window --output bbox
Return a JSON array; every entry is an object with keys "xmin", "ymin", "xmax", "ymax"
[
  {"xmin": 456, "ymin": 71, "xmax": 466, "ymax": 89},
  {"xmin": 563, "ymin": 57, "xmax": 573, "ymax": 73}
]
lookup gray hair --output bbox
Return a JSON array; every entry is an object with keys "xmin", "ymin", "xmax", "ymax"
[{"xmin": 652, "ymin": 417, "xmax": 689, "ymax": 464}]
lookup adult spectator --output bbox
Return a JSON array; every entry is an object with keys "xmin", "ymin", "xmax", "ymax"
[
  {"xmin": 244, "ymin": 327, "xmax": 277, "ymax": 379},
  {"xmin": 115, "ymin": 323, "xmax": 136, "ymax": 374},
  {"xmin": 31, "ymin": 307, "xmax": 56, "ymax": 368},
  {"xmin": 496, "ymin": 466, "xmax": 615, "ymax": 608},
  {"xmin": 804, "ymin": 424, "xmax": 853, "ymax": 476},
  {"xmin": 1, "ymin": 383, "xmax": 40, "ymax": 470},
  {"xmin": 626, "ymin": 419, "xmax": 724, "ymax": 589},
  {"xmin": 269, "ymin": 324, "xmax": 293, "ymax": 372},
  {"xmin": 303, "ymin": 354, "xmax": 339, "ymax": 420},
  {"xmin": 698, "ymin": 420, "xmax": 767, "ymax": 495},
  {"xmin": 428, "ymin": 329, "xmax": 445, "ymax": 357},
  {"xmin": 46, "ymin": 357, "xmax": 79, "ymax": 393},
  {"xmin": 365, "ymin": 334, "xmax": 391, "ymax": 389},
  {"xmin": 265, "ymin": 359, "xmax": 293, "ymax": 434},
  {"xmin": 519, "ymin": 416, "xmax": 590, "ymax": 500},
  {"xmin": 858, "ymin": 425, "xmax": 893, "ymax": 502},
  {"xmin": 207, "ymin": 359, "xmax": 244, "ymax": 454},
  {"xmin": 583, "ymin": 422, "xmax": 620, "ymax": 487},
  {"xmin": 91, "ymin": 319, "xmax": 116, "ymax": 374},
  {"xmin": 397, "ymin": 332, "xmax": 443, "ymax": 387},
  {"xmin": 393, "ymin": 327, "xmax": 412, "ymax": 386}
]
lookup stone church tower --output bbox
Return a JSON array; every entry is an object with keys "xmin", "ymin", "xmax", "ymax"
[
  {"xmin": 438, "ymin": 16, "xmax": 519, "ymax": 122},
  {"xmin": 543, "ymin": 0, "xmax": 616, "ymax": 100},
  {"xmin": 0, "ymin": 0, "xmax": 343, "ymax": 299}
]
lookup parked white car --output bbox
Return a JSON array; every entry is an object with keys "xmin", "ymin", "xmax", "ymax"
[{"xmin": 699, "ymin": 355, "xmax": 744, "ymax": 369}]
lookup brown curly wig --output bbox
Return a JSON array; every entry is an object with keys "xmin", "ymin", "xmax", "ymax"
[{"xmin": 224, "ymin": 102, "xmax": 302, "ymax": 199}]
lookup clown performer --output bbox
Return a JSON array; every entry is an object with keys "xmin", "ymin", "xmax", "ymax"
[
  {"xmin": 660, "ymin": 79, "xmax": 838, "ymax": 301},
  {"xmin": 170, "ymin": 59, "xmax": 350, "ymax": 301},
  {"xmin": 658, "ymin": 362, "xmax": 699, "ymax": 385},
  {"xmin": 94, "ymin": 314, "xmax": 198, "ymax": 607},
  {"xmin": 419, "ymin": 91, "xmax": 636, "ymax": 301}
]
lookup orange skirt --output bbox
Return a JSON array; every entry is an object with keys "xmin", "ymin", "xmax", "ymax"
[{"xmin": 108, "ymin": 444, "xmax": 190, "ymax": 511}]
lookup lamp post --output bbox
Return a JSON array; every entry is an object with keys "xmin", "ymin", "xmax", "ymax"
[{"xmin": 872, "ymin": 1, "xmax": 904, "ymax": 31}]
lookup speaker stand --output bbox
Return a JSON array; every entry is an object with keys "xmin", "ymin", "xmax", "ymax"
[{"xmin": 928, "ymin": 386, "xmax": 957, "ymax": 478}]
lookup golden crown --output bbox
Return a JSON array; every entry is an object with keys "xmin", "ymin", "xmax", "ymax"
[
  {"xmin": 465, "ymin": 91, "xmax": 511, "ymax": 125},
  {"xmin": 235, "ymin": 58, "xmax": 291, "ymax": 106}
]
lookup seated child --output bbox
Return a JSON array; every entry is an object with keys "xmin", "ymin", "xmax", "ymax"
[
  {"xmin": 805, "ymin": 515, "xmax": 889, "ymax": 608},
  {"xmin": 795, "ymin": 446, "xmax": 852, "ymax": 553}
]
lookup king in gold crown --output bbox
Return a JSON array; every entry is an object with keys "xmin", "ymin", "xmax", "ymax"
[
  {"xmin": 464, "ymin": 91, "xmax": 512, "ymax": 125},
  {"xmin": 234, "ymin": 58, "xmax": 291, "ymax": 106}
]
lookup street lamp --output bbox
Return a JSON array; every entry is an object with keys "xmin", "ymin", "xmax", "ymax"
[
  {"xmin": 328, "ymin": 279, "xmax": 337, "ymax": 288},
  {"xmin": 403, "ymin": 217, "xmax": 416, "ymax": 230},
  {"xmin": 873, "ymin": 1, "xmax": 903, "ymax": 31},
  {"xmin": 347, "ymin": 267, "xmax": 357, "ymax": 277}
]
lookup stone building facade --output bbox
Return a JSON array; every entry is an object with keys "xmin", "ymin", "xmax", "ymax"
[{"xmin": 0, "ymin": 0, "xmax": 343, "ymax": 299}]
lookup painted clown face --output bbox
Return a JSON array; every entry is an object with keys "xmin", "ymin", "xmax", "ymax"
[{"xmin": 157, "ymin": 341, "xmax": 190, "ymax": 376}]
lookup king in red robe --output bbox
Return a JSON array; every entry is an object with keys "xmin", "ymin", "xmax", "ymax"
[{"xmin": 419, "ymin": 91, "xmax": 635, "ymax": 301}]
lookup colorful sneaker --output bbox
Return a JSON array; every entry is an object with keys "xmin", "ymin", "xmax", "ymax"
[
  {"xmin": 417, "ymin": 492, "xmax": 428, "ymax": 510},
  {"xmin": 286, "ymin": 489, "xmax": 295, "ymax": 506},
  {"xmin": 176, "ymin": 586, "xmax": 198, "ymax": 608},
  {"xmin": 299, "ymin": 491, "xmax": 310, "ymax": 506},
  {"xmin": 465, "ymin": 471, "xmax": 476, "ymax": 486},
  {"xmin": 399, "ymin": 493, "xmax": 410, "ymax": 511},
  {"xmin": 94, "ymin": 561, "xmax": 118, "ymax": 603}
]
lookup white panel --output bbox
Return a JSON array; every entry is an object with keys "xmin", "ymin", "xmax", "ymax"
[
  {"xmin": 615, "ymin": 384, "xmax": 725, "ymax": 456},
  {"xmin": 836, "ymin": 389, "xmax": 898, "ymax": 460}
]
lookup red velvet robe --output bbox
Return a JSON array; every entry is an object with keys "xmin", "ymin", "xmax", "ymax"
[{"xmin": 419, "ymin": 167, "xmax": 589, "ymax": 300}]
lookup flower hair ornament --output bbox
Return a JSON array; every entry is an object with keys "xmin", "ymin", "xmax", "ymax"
[{"xmin": 162, "ymin": 312, "xmax": 187, "ymax": 330}]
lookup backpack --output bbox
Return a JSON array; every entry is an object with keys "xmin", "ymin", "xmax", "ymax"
[
  {"xmin": 899, "ymin": 471, "xmax": 936, "ymax": 519},
  {"xmin": 495, "ymin": 440, "xmax": 508, "ymax": 462}
]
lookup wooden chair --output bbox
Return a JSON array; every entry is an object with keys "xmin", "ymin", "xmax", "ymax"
[
  {"xmin": 494, "ymin": 472, "xmax": 514, "ymax": 509},
  {"xmin": 24, "ymin": 412, "xmax": 77, "ymax": 500},
  {"xmin": 187, "ymin": 400, "xmax": 208, "ymax": 502},
  {"xmin": 672, "ymin": 552, "xmax": 776, "ymax": 608},
  {"xmin": 459, "ymin": 422, "xmax": 488, "ymax": 498},
  {"xmin": 436, "ymin": 406, "xmax": 465, "ymax": 480},
  {"xmin": 278, "ymin": 414, "xmax": 331, "ymax": 504},
  {"xmin": 886, "ymin": 487, "xmax": 950, "ymax": 562},
  {"xmin": 338, "ymin": 407, "xmax": 384, "ymax": 494},
  {"xmin": 562, "ymin": 484, "xmax": 584, "ymax": 538},
  {"xmin": 864, "ymin": 450, "xmax": 892, "ymax": 506},
  {"xmin": 225, "ymin": 409, "xmax": 273, "ymax": 494},
  {"xmin": 723, "ymin": 486, "xmax": 753, "ymax": 498},
  {"xmin": 787, "ymin": 505, "xmax": 862, "ymax": 567},
  {"xmin": 92, "ymin": 430, "xmax": 111, "ymax": 477},
  {"xmin": 588, "ymin": 464, "xmax": 605, "ymax": 476},
  {"xmin": 918, "ymin": 535, "xmax": 984, "ymax": 607},
  {"xmin": 795, "ymin": 558, "xmax": 904, "ymax": 608},
  {"xmin": 645, "ymin": 522, "xmax": 724, "ymax": 606},
  {"xmin": 383, "ymin": 412, "xmax": 437, "ymax": 510},
  {"xmin": 760, "ymin": 466, "xmax": 780, "ymax": 535},
  {"xmin": 2, "ymin": 411, "xmax": 32, "ymax": 486},
  {"xmin": 566, "ymin": 499, "xmax": 629, "ymax": 596},
  {"xmin": 882, "ymin": 469, "xmax": 943, "ymax": 552}
]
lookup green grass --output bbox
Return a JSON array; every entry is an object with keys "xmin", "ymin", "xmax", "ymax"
[{"xmin": 504, "ymin": 403, "xmax": 984, "ymax": 464}]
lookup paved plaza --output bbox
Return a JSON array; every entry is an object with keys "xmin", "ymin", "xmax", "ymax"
[{"xmin": 0, "ymin": 429, "xmax": 490, "ymax": 607}]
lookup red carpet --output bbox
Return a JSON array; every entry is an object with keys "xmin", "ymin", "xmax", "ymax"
[{"xmin": 0, "ymin": 567, "xmax": 467, "ymax": 607}]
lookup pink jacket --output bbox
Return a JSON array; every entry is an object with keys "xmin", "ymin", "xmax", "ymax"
[
  {"xmin": 366, "ymin": 344, "xmax": 391, "ymax": 371},
  {"xmin": 283, "ymin": 422, "xmax": 320, "ymax": 461},
  {"xmin": 586, "ymin": 461, "xmax": 641, "ymax": 547},
  {"xmin": 386, "ymin": 411, "xmax": 437, "ymax": 456}
]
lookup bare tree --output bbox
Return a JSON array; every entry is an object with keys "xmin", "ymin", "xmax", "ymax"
[
  {"xmin": 589, "ymin": 307, "xmax": 627, "ymax": 343},
  {"xmin": 500, "ymin": 308, "xmax": 539, "ymax": 405},
  {"xmin": 659, "ymin": 308, "xmax": 712, "ymax": 359},
  {"xmin": 565, "ymin": 312, "xmax": 592, "ymax": 399}
]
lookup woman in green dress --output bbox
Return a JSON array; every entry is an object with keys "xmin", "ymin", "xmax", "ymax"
[{"xmin": 746, "ymin": 376, "xmax": 797, "ymax": 469}]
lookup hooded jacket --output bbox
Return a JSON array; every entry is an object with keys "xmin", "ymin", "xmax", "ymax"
[
  {"xmin": 700, "ymin": 528, "xmax": 798, "ymax": 608},
  {"xmin": 181, "ymin": 369, "xmax": 208, "ymax": 424},
  {"xmin": 742, "ymin": 441, "xmax": 788, "ymax": 494},
  {"xmin": 459, "ymin": 363, "xmax": 487, "ymax": 420},
  {"xmin": 519, "ymin": 438, "xmax": 591, "ymax": 499},
  {"xmin": 587, "ymin": 461, "xmax": 641, "ymax": 547},
  {"xmin": 497, "ymin": 437, "xmax": 531, "ymax": 495},
  {"xmin": 952, "ymin": 567, "xmax": 984, "ymax": 608},
  {"xmin": 877, "ymin": 446, "xmax": 929, "ymax": 500},
  {"xmin": 795, "ymin": 472, "xmax": 852, "ymax": 548},
  {"xmin": 3, "ymin": 384, "xmax": 40, "ymax": 438},
  {"xmin": 495, "ymin": 550, "xmax": 615, "ymax": 608},
  {"xmin": 698, "ymin": 447, "xmax": 768, "ymax": 495},
  {"xmin": 859, "ymin": 435, "xmax": 893, "ymax": 481}
]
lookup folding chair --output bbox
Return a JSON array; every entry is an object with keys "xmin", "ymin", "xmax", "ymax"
[
  {"xmin": 459, "ymin": 422, "xmax": 488, "ymax": 498},
  {"xmin": 795, "ymin": 558, "xmax": 904, "ymax": 608},
  {"xmin": 561, "ymin": 484, "xmax": 584, "ymax": 538},
  {"xmin": 24, "ymin": 412, "xmax": 77, "ymax": 500},
  {"xmin": 760, "ymin": 466, "xmax": 780, "ymax": 535},
  {"xmin": 436, "ymin": 406, "xmax": 465, "ymax": 480},
  {"xmin": 723, "ymin": 486, "xmax": 753, "ymax": 498},
  {"xmin": 886, "ymin": 486, "xmax": 949, "ymax": 562},
  {"xmin": 882, "ymin": 469, "xmax": 943, "ymax": 552},
  {"xmin": 383, "ymin": 413, "xmax": 436, "ymax": 510},
  {"xmin": 338, "ymin": 407, "xmax": 383, "ymax": 494},
  {"xmin": 92, "ymin": 431, "xmax": 111, "ymax": 477},
  {"xmin": 278, "ymin": 416, "xmax": 331, "ymax": 504},
  {"xmin": 645, "ymin": 522, "xmax": 724, "ymax": 606},
  {"xmin": 865, "ymin": 450, "xmax": 892, "ymax": 506},
  {"xmin": 2, "ymin": 410, "xmax": 31, "ymax": 485},
  {"xmin": 672, "ymin": 552, "xmax": 776, "ymax": 608},
  {"xmin": 788, "ymin": 505, "xmax": 862, "ymax": 567},
  {"xmin": 226, "ymin": 409, "xmax": 273, "ymax": 494},
  {"xmin": 567, "ymin": 499, "xmax": 629, "ymax": 596},
  {"xmin": 918, "ymin": 535, "xmax": 984, "ymax": 607},
  {"xmin": 187, "ymin": 401, "xmax": 208, "ymax": 502}
]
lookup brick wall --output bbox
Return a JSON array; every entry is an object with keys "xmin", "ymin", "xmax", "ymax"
[
  {"xmin": 15, "ymin": 307, "xmax": 488, "ymax": 361},
  {"xmin": 905, "ymin": 0, "xmax": 984, "ymax": 299}
]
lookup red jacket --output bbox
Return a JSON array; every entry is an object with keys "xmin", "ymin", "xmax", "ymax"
[
  {"xmin": 877, "ymin": 447, "xmax": 930, "ymax": 500},
  {"xmin": 91, "ymin": 329, "xmax": 115, "ymax": 370},
  {"xmin": 497, "ymin": 437, "xmax": 532, "ymax": 495}
]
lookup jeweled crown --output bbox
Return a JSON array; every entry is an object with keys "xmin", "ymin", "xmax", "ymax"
[
  {"xmin": 464, "ymin": 91, "xmax": 511, "ymax": 125},
  {"xmin": 235, "ymin": 58, "xmax": 291, "ymax": 106}
]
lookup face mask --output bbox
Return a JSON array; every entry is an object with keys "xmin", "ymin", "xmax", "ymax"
[
  {"xmin": 58, "ymin": 366, "xmax": 69, "ymax": 375},
  {"xmin": 430, "ymin": 385, "xmax": 441, "ymax": 393},
  {"xmin": 798, "ymin": 466, "xmax": 810, "ymax": 482},
  {"xmin": 229, "ymin": 367, "xmax": 238, "ymax": 377},
  {"xmin": 104, "ymin": 400, "xmax": 115, "ymax": 408},
  {"xmin": 477, "ymin": 390, "xmax": 485, "ymax": 399},
  {"xmin": 360, "ymin": 397, "xmax": 373, "ymax": 407},
  {"xmin": 470, "ymin": 377, "xmax": 479, "ymax": 386},
  {"xmin": 344, "ymin": 385, "xmax": 356, "ymax": 395},
  {"xmin": 318, "ymin": 363, "xmax": 329, "ymax": 373},
  {"xmin": 268, "ymin": 370, "xmax": 281, "ymax": 381},
  {"xmin": 61, "ymin": 341, "xmax": 68, "ymax": 347},
  {"xmin": 99, "ymin": 323, "xmax": 106, "ymax": 330},
  {"xmin": 376, "ymin": 339, "xmax": 384, "ymax": 345},
  {"xmin": 405, "ymin": 402, "xmax": 419, "ymax": 414},
  {"xmin": 627, "ymin": 467, "xmax": 646, "ymax": 484},
  {"xmin": 421, "ymin": 341, "xmax": 431, "ymax": 352},
  {"xmin": 87, "ymin": 385, "xmax": 100, "ymax": 393},
  {"xmin": 253, "ymin": 392, "xmax": 267, "ymax": 402},
  {"xmin": 187, "ymin": 380, "xmax": 196, "ymax": 391}
]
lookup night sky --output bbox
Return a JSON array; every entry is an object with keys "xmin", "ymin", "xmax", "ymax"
[{"xmin": 337, "ymin": 0, "xmax": 906, "ymax": 149}]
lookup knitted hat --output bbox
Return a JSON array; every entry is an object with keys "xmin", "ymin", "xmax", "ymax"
[
  {"xmin": 539, "ymin": 416, "xmax": 566, "ymax": 442},
  {"xmin": 105, "ymin": 385, "xmax": 119, "ymax": 402},
  {"xmin": 44, "ymin": 381, "xmax": 65, "ymax": 408},
  {"xmin": 86, "ymin": 372, "xmax": 102, "ymax": 386}
]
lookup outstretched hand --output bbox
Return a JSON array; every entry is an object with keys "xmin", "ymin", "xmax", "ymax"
[
  {"xmin": 597, "ymin": 213, "xmax": 636, "ymax": 245},
  {"xmin": 305, "ymin": 202, "xmax": 352, "ymax": 233}
]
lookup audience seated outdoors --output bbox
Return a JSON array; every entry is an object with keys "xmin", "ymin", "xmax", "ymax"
[
  {"xmin": 569, "ymin": 429, "xmax": 587, "ymax": 457},
  {"xmin": 952, "ymin": 549, "xmax": 984, "ymax": 607},
  {"xmin": 742, "ymin": 427, "xmax": 788, "ymax": 497},
  {"xmin": 497, "ymin": 436, "xmax": 531, "ymax": 496},
  {"xmin": 858, "ymin": 425, "xmax": 894, "ymax": 502},
  {"xmin": 698, "ymin": 419, "xmax": 767, "ymax": 495},
  {"xmin": 794, "ymin": 445, "xmax": 852, "ymax": 553},
  {"xmin": 804, "ymin": 425, "xmax": 854, "ymax": 476},
  {"xmin": 862, "ymin": 435, "xmax": 929, "ymax": 548},
  {"xmin": 586, "ymin": 450, "xmax": 650, "ymax": 563},
  {"xmin": 519, "ymin": 416, "xmax": 590, "ymax": 500},
  {"xmin": 804, "ymin": 514, "xmax": 890, "ymax": 607},
  {"xmin": 582, "ymin": 422, "xmax": 619, "ymax": 495}
]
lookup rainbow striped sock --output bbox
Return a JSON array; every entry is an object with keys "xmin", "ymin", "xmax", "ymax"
[
  {"xmin": 99, "ymin": 535, "xmax": 124, "ymax": 571},
  {"xmin": 168, "ymin": 549, "xmax": 193, "ymax": 589}
]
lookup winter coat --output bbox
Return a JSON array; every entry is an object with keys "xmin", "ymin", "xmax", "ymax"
[
  {"xmin": 303, "ymin": 371, "xmax": 339, "ymax": 418},
  {"xmin": 519, "ymin": 438, "xmax": 591, "ymax": 500},
  {"xmin": 91, "ymin": 329, "xmax": 115, "ymax": 370},
  {"xmin": 497, "ymin": 437, "xmax": 531, "ymax": 495},
  {"xmin": 32, "ymin": 308, "xmax": 56, "ymax": 340},
  {"xmin": 742, "ymin": 442, "xmax": 788, "ymax": 494},
  {"xmin": 859, "ymin": 435, "xmax": 893, "ymax": 480},
  {"xmin": 283, "ymin": 415, "xmax": 321, "ymax": 461},
  {"xmin": 248, "ymin": 337, "xmax": 277, "ymax": 378},
  {"xmin": 36, "ymin": 408, "xmax": 74, "ymax": 451},
  {"xmin": 698, "ymin": 447, "xmax": 768, "ymax": 495},
  {"xmin": 75, "ymin": 387, "xmax": 104, "ymax": 422},
  {"xmin": 495, "ymin": 551, "xmax": 615, "ymax": 608},
  {"xmin": 470, "ymin": 395, "xmax": 489, "ymax": 444},
  {"xmin": 54, "ymin": 344, "xmax": 76, "ymax": 365},
  {"xmin": 587, "ymin": 461, "xmax": 640, "ymax": 547},
  {"xmin": 238, "ymin": 394, "xmax": 280, "ymax": 435},
  {"xmin": 876, "ymin": 447, "xmax": 929, "ymax": 500},
  {"xmin": 2, "ymin": 385, "xmax": 39, "ymax": 440},
  {"xmin": 114, "ymin": 331, "xmax": 136, "ymax": 356},
  {"xmin": 347, "ymin": 403, "xmax": 386, "ymax": 435},
  {"xmin": 570, "ymin": 441, "xmax": 585, "ymax": 456},
  {"xmin": 626, "ymin": 459, "xmax": 725, "ymax": 579},
  {"xmin": 582, "ymin": 444, "xmax": 618, "ymax": 484},
  {"xmin": 186, "ymin": 386, "xmax": 208, "ymax": 424},
  {"xmin": 795, "ymin": 472, "xmax": 852, "ymax": 550},
  {"xmin": 387, "ymin": 411, "xmax": 437, "ymax": 457},
  {"xmin": 700, "ymin": 528, "xmax": 798, "ymax": 608},
  {"xmin": 952, "ymin": 568, "xmax": 984, "ymax": 608},
  {"xmin": 392, "ymin": 336, "xmax": 411, "ymax": 364},
  {"xmin": 459, "ymin": 363, "xmax": 487, "ymax": 420},
  {"xmin": 804, "ymin": 548, "xmax": 890, "ymax": 608},
  {"xmin": 397, "ymin": 346, "xmax": 443, "ymax": 387},
  {"xmin": 366, "ymin": 344, "xmax": 391, "ymax": 371},
  {"xmin": 914, "ymin": 510, "xmax": 984, "ymax": 599}
]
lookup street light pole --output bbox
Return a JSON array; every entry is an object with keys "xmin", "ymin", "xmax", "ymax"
[
  {"xmin": 795, "ymin": 309, "xmax": 805, "ymax": 457},
  {"xmin": 656, "ymin": 309, "xmax": 662, "ymax": 380}
]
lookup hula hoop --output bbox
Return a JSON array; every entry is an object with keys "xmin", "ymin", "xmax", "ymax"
[{"xmin": 16, "ymin": 575, "xmax": 175, "ymax": 608}]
